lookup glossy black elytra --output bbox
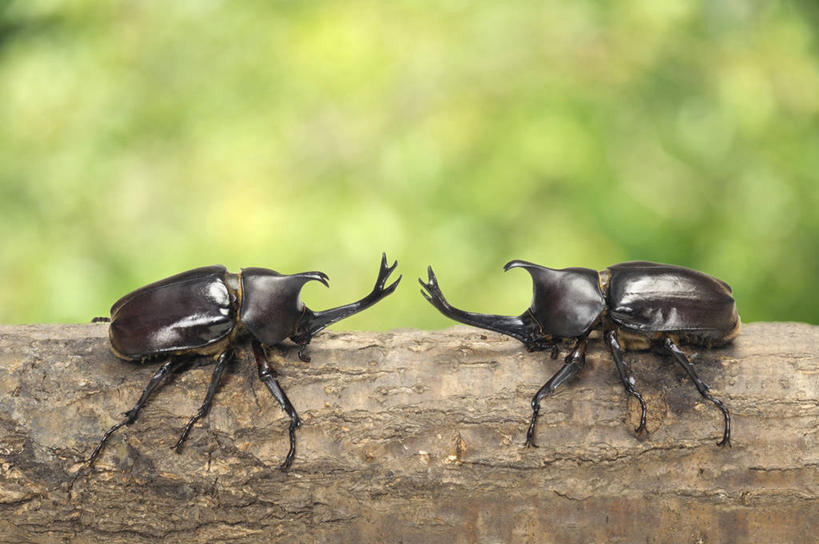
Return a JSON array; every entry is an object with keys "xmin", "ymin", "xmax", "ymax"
[
  {"xmin": 419, "ymin": 260, "xmax": 739, "ymax": 449},
  {"xmin": 89, "ymin": 254, "xmax": 401, "ymax": 470}
]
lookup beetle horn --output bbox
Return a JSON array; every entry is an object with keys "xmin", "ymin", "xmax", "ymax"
[
  {"xmin": 504, "ymin": 260, "xmax": 545, "ymax": 273},
  {"xmin": 293, "ymin": 271, "xmax": 330, "ymax": 288},
  {"xmin": 419, "ymin": 266, "xmax": 548, "ymax": 351},
  {"xmin": 503, "ymin": 260, "xmax": 554, "ymax": 303},
  {"xmin": 295, "ymin": 253, "xmax": 400, "ymax": 339}
]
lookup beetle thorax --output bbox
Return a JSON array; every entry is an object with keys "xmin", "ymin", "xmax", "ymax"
[
  {"xmin": 527, "ymin": 267, "xmax": 606, "ymax": 339},
  {"xmin": 237, "ymin": 268, "xmax": 307, "ymax": 346}
]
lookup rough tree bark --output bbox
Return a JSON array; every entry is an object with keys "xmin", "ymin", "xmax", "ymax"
[{"xmin": 0, "ymin": 322, "xmax": 816, "ymax": 543}]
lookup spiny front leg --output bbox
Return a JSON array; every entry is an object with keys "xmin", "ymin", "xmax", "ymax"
[
  {"xmin": 525, "ymin": 335, "xmax": 588, "ymax": 448},
  {"xmin": 252, "ymin": 340, "xmax": 301, "ymax": 471}
]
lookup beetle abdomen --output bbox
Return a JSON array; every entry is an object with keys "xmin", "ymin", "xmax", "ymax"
[
  {"xmin": 606, "ymin": 262, "xmax": 738, "ymax": 342},
  {"xmin": 109, "ymin": 266, "xmax": 235, "ymax": 359}
]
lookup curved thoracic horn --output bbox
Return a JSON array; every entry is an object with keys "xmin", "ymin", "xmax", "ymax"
[
  {"xmin": 292, "ymin": 271, "xmax": 330, "ymax": 288},
  {"xmin": 503, "ymin": 259, "xmax": 546, "ymax": 273}
]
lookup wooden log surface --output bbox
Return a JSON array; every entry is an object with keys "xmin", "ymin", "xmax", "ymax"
[{"xmin": 0, "ymin": 322, "xmax": 816, "ymax": 543}]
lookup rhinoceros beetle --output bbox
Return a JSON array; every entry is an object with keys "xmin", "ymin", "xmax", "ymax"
[
  {"xmin": 419, "ymin": 260, "xmax": 739, "ymax": 449},
  {"xmin": 89, "ymin": 253, "xmax": 401, "ymax": 470}
]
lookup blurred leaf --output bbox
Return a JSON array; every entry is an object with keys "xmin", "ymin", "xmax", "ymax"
[{"xmin": 0, "ymin": 0, "xmax": 816, "ymax": 328}]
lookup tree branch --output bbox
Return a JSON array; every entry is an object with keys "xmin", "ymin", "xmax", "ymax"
[{"xmin": 0, "ymin": 322, "xmax": 817, "ymax": 543}]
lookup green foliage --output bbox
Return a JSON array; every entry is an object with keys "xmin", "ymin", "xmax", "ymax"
[{"xmin": 1, "ymin": 0, "xmax": 817, "ymax": 329}]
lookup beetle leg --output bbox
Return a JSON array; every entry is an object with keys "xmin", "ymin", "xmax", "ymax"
[
  {"xmin": 252, "ymin": 340, "xmax": 301, "ymax": 471},
  {"xmin": 296, "ymin": 341, "xmax": 311, "ymax": 363},
  {"xmin": 605, "ymin": 330, "xmax": 648, "ymax": 435},
  {"xmin": 525, "ymin": 336, "xmax": 588, "ymax": 448},
  {"xmin": 173, "ymin": 350, "xmax": 233, "ymax": 453},
  {"xmin": 419, "ymin": 266, "xmax": 550, "ymax": 351},
  {"xmin": 88, "ymin": 357, "xmax": 183, "ymax": 466},
  {"xmin": 294, "ymin": 253, "xmax": 401, "ymax": 349},
  {"xmin": 662, "ymin": 337, "xmax": 731, "ymax": 448}
]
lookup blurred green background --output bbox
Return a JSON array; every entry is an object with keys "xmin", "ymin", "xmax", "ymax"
[{"xmin": 1, "ymin": 0, "xmax": 817, "ymax": 330}]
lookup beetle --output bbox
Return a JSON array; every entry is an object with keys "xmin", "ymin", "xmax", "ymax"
[
  {"xmin": 89, "ymin": 253, "xmax": 401, "ymax": 470},
  {"xmin": 419, "ymin": 260, "xmax": 739, "ymax": 449}
]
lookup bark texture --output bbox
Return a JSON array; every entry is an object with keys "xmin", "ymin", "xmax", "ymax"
[{"xmin": 0, "ymin": 322, "xmax": 816, "ymax": 543}]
